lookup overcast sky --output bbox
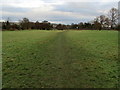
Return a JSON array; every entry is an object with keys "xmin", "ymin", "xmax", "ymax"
[{"xmin": 0, "ymin": 0, "xmax": 119, "ymax": 24}]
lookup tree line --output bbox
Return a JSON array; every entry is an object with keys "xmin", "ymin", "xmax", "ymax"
[{"xmin": 2, "ymin": 8, "xmax": 120, "ymax": 31}]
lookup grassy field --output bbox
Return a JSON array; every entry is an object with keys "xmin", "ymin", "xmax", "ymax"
[{"xmin": 2, "ymin": 30, "xmax": 118, "ymax": 88}]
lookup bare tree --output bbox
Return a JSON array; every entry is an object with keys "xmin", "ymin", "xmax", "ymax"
[
  {"xmin": 5, "ymin": 18, "xmax": 11, "ymax": 30},
  {"xmin": 108, "ymin": 8, "xmax": 118, "ymax": 29},
  {"xmin": 104, "ymin": 17, "xmax": 111, "ymax": 29},
  {"xmin": 20, "ymin": 18, "xmax": 30, "ymax": 30},
  {"xmin": 95, "ymin": 15, "xmax": 111, "ymax": 29}
]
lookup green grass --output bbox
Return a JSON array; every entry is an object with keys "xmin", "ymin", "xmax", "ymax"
[{"xmin": 2, "ymin": 30, "xmax": 118, "ymax": 88}]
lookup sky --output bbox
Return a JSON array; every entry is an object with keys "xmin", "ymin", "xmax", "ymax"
[{"xmin": 0, "ymin": 0, "xmax": 119, "ymax": 24}]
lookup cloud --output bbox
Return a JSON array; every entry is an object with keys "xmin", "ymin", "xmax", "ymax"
[
  {"xmin": 2, "ymin": 6, "xmax": 30, "ymax": 13},
  {"xmin": 55, "ymin": 2, "xmax": 118, "ymax": 14},
  {"xmin": 1, "ymin": 0, "xmax": 119, "ymax": 24}
]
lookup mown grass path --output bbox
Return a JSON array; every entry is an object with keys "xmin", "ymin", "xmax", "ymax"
[{"xmin": 2, "ymin": 30, "xmax": 118, "ymax": 88}]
